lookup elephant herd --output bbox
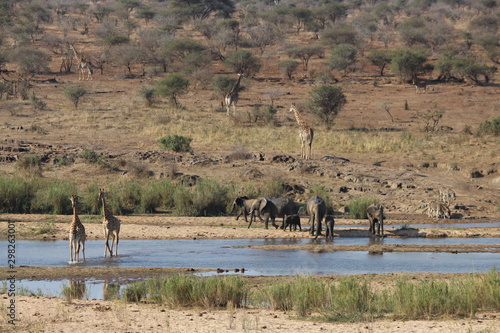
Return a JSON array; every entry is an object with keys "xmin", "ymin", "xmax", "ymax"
[{"xmin": 233, "ymin": 196, "xmax": 385, "ymax": 239}]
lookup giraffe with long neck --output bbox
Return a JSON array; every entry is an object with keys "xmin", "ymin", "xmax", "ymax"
[
  {"xmin": 69, "ymin": 195, "xmax": 86, "ymax": 262},
  {"xmin": 70, "ymin": 44, "xmax": 94, "ymax": 81},
  {"xmin": 99, "ymin": 189, "xmax": 120, "ymax": 257},
  {"xmin": 290, "ymin": 103, "xmax": 314, "ymax": 159},
  {"xmin": 224, "ymin": 73, "xmax": 243, "ymax": 115}
]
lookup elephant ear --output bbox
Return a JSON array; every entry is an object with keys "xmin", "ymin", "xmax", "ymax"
[{"xmin": 259, "ymin": 198, "xmax": 268, "ymax": 211}]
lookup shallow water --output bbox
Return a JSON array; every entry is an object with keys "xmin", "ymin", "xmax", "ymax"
[
  {"xmin": 7, "ymin": 238, "xmax": 499, "ymax": 300},
  {"xmin": 336, "ymin": 222, "xmax": 500, "ymax": 229},
  {"xmin": 6, "ymin": 238, "xmax": 499, "ymax": 275}
]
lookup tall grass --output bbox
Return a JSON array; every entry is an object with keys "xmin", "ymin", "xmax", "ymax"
[
  {"xmin": 31, "ymin": 180, "xmax": 77, "ymax": 214},
  {"xmin": 123, "ymin": 275, "xmax": 248, "ymax": 309},
  {"xmin": 348, "ymin": 196, "xmax": 380, "ymax": 219},
  {"xmin": 125, "ymin": 271, "xmax": 486, "ymax": 321},
  {"xmin": 173, "ymin": 178, "xmax": 229, "ymax": 216},
  {"xmin": 0, "ymin": 176, "xmax": 38, "ymax": 213}
]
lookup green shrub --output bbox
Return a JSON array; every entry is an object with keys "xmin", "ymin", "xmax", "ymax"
[
  {"xmin": 139, "ymin": 87, "xmax": 156, "ymax": 107},
  {"xmin": 158, "ymin": 135, "xmax": 192, "ymax": 152},
  {"xmin": 311, "ymin": 185, "xmax": 333, "ymax": 214},
  {"xmin": 15, "ymin": 154, "xmax": 43, "ymax": 177},
  {"xmin": 476, "ymin": 117, "xmax": 500, "ymax": 137},
  {"xmin": 0, "ymin": 176, "xmax": 38, "ymax": 213},
  {"xmin": 123, "ymin": 282, "xmax": 147, "ymax": 302},
  {"xmin": 260, "ymin": 180, "xmax": 288, "ymax": 198},
  {"xmin": 348, "ymin": 196, "xmax": 380, "ymax": 219},
  {"xmin": 173, "ymin": 179, "xmax": 228, "ymax": 216},
  {"xmin": 81, "ymin": 149, "xmax": 109, "ymax": 167},
  {"xmin": 80, "ymin": 181, "xmax": 101, "ymax": 215},
  {"xmin": 31, "ymin": 180, "xmax": 77, "ymax": 214},
  {"xmin": 63, "ymin": 85, "xmax": 87, "ymax": 109},
  {"xmin": 138, "ymin": 182, "xmax": 163, "ymax": 214}
]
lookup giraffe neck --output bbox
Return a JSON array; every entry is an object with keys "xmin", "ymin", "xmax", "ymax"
[
  {"xmin": 71, "ymin": 205, "xmax": 81, "ymax": 228},
  {"xmin": 229, "ymin": 75, "xmax": 242, "ymax": 95},
  {"xmin": 293, "ymin": 109, "xmax": 309, "ymax": 129},
  {"xmin": 101, "ymin": 196, "xmax": 114, "ymax": 220}
]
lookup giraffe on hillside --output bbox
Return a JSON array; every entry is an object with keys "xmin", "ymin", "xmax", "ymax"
[
  {"xmin": 99, "ymin": 189, "xmax": 121, "ymax": 257},
  {"xmin": 224, "ymin": 73, "xmax": 243, "ymax": 115},
  {"xmin": 290, "ymin": 103, "xmax": 314, "ymax": 159},
  {"xmin": 70, "ymin": 44, "xmax": 94, "ymax": 81},
  {"xmin": 69, "ymin": 195, "xmax": 86, "ymax": 262}
]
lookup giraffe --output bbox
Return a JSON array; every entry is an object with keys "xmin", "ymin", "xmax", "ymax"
[
  {"xmin": 70, "ymin": 44, "xmax": 94, "ymax": 81},
  {"xmin": 289, "ymin": 103, "xmax": 314, "ymax": 159},
  {"xmin": 69, "ymin": 195, "xmax": 86, "ymax": 262},
  {"xmin": 224, "ymin": 73, "xmax": 243, "ymax": 115},
  {"xmin": 99, "ymin": 189, "xmax": 120, "ymax": 257}
]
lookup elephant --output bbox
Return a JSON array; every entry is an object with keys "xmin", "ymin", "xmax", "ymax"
[
  {"xmin": 324, "ymin": 215, "xmax": 335, "ymax": 239},
  {"xmin": 283, "ymin": 214, "xmax": 301, "ymax": 231},
  {"xmin": 232, "ymin": 196, "xmax": 262, "ymax": 223},
  {"xmin": 366, "ymin": 203, "xmax": 384, "ymax": 237},
  {"xmin": 249, "ymin": 197, "xmax": 298, "ymax": 229},
  {"xmin": 307, "ymin": 196, "xmax": 326, "ymax": 239}
]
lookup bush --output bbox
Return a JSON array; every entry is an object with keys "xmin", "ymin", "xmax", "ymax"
[
  {"xmin": 15, "ymin": 154, "xmax": 43, "ymax": 177},
  {"xmin": 63, "ymin": 85, "xmax": 87, "ymax": 109},
  {"xmin": 476, "ymin": 117, "xmax": 500, "ymax": 137},
  {"xmin": 31, "ymin": 180, "xmax": 77, "ymax": 214},
  {"xmin": 348, "ymin": 196, "xmax": 380, "ymax": 219},
  {"xmin": 277, "ymin": 60, "xmax": 300, "ymax": 79},
  {"xmin": 81, "ymin": 149, "xmax": 110, "ymax": 167},
  {"xmin": 174, "ymin": 179, "xmax": 229, "ymax": 216},
  {"xmin": 139, "ymin": 87, "xmax": 156, "ymax": 107},
  {"xmin": 308, "ymin": 85, "xmax": 347, "ymax": 129},
  {"xmin": 0, "ymin": 176, "xmax": 38, "ymax": 213},
  {"xmin": 80, "ymin": 181, "xmax": 101, "ymax": 215},
  {"xmin": 155, "ymin": 73, "xmax": 189, "ymax": 108},
  {"xmin": 158, "ymin": 135, "xmax": 192, "ymax": 152}
]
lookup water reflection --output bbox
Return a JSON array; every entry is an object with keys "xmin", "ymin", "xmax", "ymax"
[{"xmin": 103, "ymin": 281, "xmax": 121, "ymax": 301}]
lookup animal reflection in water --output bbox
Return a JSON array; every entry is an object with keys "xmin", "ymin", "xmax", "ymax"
[
  {"xmin": 103, "ymin": 281, "xmax": 120, "ymax": 300},
  {"xmin": 62, "ymin": 280, "xmax": 87, "ymax": 300}
]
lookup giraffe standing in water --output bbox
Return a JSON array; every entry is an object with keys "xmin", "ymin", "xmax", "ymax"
[
  {"xmin": 224, "ymin": 73, "xmax": 243, "ymax": 115},
  {"xmin": 69, "ymin": 195, "xmax": 86, "ymax": 262},
  {"xmin": 70, "ymin": 44, "xmax": 94, "ymax": 81},
  {"xmin": 289, "ymin": 103, "xmax": 314, "ymax": 159},
  {"xmin": 99, "ymin": 189, "xmax": 120, "ymax": 257}
]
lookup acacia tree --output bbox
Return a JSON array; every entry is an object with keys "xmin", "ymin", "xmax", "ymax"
[
  {"xmin": 286, "ymin": 45, "xmax": 324, "ymax": 71},
  {"xmin": 156, "ymin": 73, "xmax": 189, "ymax": 108},
  {"xmin": 328, "ymin": 44, "xmax": 358, "ymax": 76},
  {"xmin": 278, "ymin": 60, "xmax": 300, "ymax": 79},
  {"xmin": 170, "ymin": 0, "xmax": 235, "ymax": 21},
  {"xmin": 248, "ymin": 23, "xmax": 282, "ymax": 55},
  {"xmin": 63, "ymin": 86, "xmax": 87, "ymax": 109},
  {"xmin": 368, "ymin": 49, "xmax": 393, "ymax": 76},
  {"xmin": 390, "ymin": 48, "xmax": 429, "ymax": 82},
  {"xmin": 224, "ymin": 50, "xmax": 261, "ymax": 76},
  {"xmin": 7, "ymin": 47, "xmax": 51, "ymax": 80},
  {"xmin": 289, "ymin": 7, "xmax": 312, "ymax": 34},
  {"xmin": 308, "ymin": 85, "xmax": 346, "ymax": 129}
]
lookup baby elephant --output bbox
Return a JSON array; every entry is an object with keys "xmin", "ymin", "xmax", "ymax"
[
  {"xmin": 283, "ymin": 214, "xmax": 301, "ymax": 231},
  {"xmin": 324, "ymin": 215, "xmax": 335, "ymax": 239}
]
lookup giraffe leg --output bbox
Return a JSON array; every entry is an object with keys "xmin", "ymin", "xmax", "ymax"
[
  {"xmin": 115, "ymin": 232, "xmax": 119, "ymax": 256},
  {"xmin": 70, "ymin": 240, "xmax": 74, "ymax": 262},
  {"xmin": 104, "ymin": 231, "xmax": 111, "ymax": 257},
  {"xmin": 76, "ymin": 242, "xmax": 80, "ymax": 262},
  {"xmin": 82, "ymin": 240, "xmax": 86, "ymax": 261}
]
